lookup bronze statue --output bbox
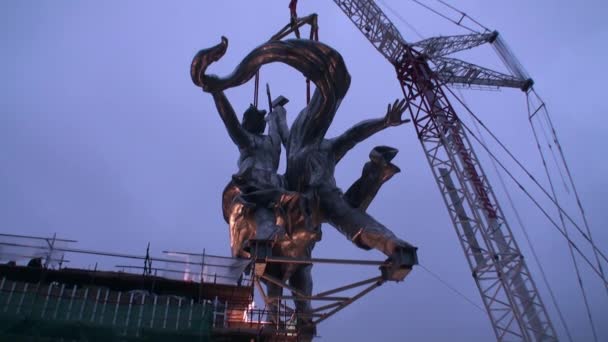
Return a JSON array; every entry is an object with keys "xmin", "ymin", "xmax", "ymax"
[
  {"xmin": 282, "ymin": 98, "xmax": 414, "ymax": 257},
  {"xmin": 191, "ymin": 36, "xmax": 417, "ymax": 336}
]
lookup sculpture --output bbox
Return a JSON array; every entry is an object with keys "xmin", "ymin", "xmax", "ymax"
[{"xmin": 191, "ymin": 36, "xmax": 417, "ymax": 335}]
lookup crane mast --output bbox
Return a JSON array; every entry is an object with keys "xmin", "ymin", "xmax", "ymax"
[{"xmin": 332, "ymin": 0, "xmax": 557, "ymax": 340}]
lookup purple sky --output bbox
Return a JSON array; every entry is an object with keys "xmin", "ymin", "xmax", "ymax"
[{"xmin": 1, "ymin": 1, "xmax": 607, "ymax": 341}]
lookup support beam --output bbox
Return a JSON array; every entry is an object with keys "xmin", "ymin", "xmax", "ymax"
[
  {"xmin": 313, "ymin": 281, "xmax": 381, "ymax": 325},
  {"xmin": 432, "ymin": 57, "xmax": 533, "ymax": 91},
  {"xmin": 412, "ymin": 32, "xmax": 498, "ymax": 58},
  {"xmin": 315, "ymin": 276, "xmax": 382, "ymax": 298}
]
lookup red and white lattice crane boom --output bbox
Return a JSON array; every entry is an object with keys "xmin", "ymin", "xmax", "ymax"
[{"xmin": 331, "ymin": 1, "xmax": 557, "ymax": 341}]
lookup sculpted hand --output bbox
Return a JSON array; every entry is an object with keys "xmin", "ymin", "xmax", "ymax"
[
  {"xmin": 201, "ymin": 74, "xmax": 221, "ymax": 93},
  {"xmin": 384, "ymin": 98, "xmax": 410, "ymax": 127}
]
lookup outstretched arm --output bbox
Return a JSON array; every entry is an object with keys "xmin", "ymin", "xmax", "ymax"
[
  {"xmin": 211, "ymin": 91, "xmax": 250, "ymax": 149},
  {"xmin": 331, "ymin": 99, "xmax": 409, "ymax": 163}
]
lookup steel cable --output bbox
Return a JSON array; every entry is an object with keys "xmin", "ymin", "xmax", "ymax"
[
  {"xmin": 536, "ymin": 115, "xmax": 571, "ymax": 192},
  {"xmin": 435, "ymin": 0, "xmax": 490, "ymax": 32},
  {"xmin": 409, "ymin": 0, "xmax": 483, "ymax": 34},
  {"xmin": 377, "ymin": 0, "xmax": 425, "ymax": 40},
  {"xmin": 461, "ymin": 118, "xmax": 607, "ymax": 286},
  {"xmin": 460, "ymin": 90, "xmax": 574, "ymax": 342},
  {"xmin": 419, "ymin": 263, "xmax": 485, "ymax": 313},
  {"xmin": 528, "ymin": 89, "xmax": 607, "ymax": 297},
  {"xmin": 528, "ymin": 108, "xmax": 599, "ymax": 342},
  {"xmin": 439, "ymin": 87, "xmax": 608, "ymax": 286},
  {"xmin": 443, "ymin": 85, "xmax": 608, "ymax": 267}
]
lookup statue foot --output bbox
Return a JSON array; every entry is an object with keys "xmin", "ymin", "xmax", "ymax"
[
  {"xmin": 296, "ymin": 320, "xmax": 317, "ymax": 341},
  {"xmin": 369, "ymin": 145, "xmax": 399, "ymax": 165},
  {"xmin": 370, "ymin": 145, "xmax": 402, "ymax": 183},
  {"xmin": 380, "ymin": 245, "xmax": 418, "ymax": 282}
]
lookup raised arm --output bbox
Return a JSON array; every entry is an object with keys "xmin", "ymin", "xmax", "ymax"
[
  {"xmin": 211, "ymin": 91, "xmax": 251, "ymax": 149},
  {"xmin": 331, "ymin": 99, "xmax": 409, "ymax": 163},
  {"xmin": 274, "ymin": 106, "xmax": 290, "ymax": 149}
]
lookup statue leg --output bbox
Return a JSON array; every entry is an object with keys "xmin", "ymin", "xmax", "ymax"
[
  {"xmin": 289, "ymin": 264, "xmax": 313, "ymax": 314},
  {"xmin": 223, "ymin": 182, "xmax": 254, "ymax": 258},
  {"xmin": 263, "ymin": 264, "xmax": 284, "ymax": 325},
  {"xmin": 289, "ymin": 263, "xmax": 315, "ymax": 339},
  {"xmin": 227, "ymin": 202, "xmax": 255, "ymax": 258},
  {"xmin": 319, "ymin": 186, "xmax": 414, "ymax": 257},
  {"xmin": 227, "ymin": 181, "xmax": 283, "ymax": 257},
  {"xmin": 224, "ymin": 201, "xmax": 277, "ymax": 259},
  {"xmin": 344, "ymin": 146, "xmax": 401, "ymax": 211}
]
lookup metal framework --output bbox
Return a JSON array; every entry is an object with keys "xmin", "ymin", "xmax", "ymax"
[
  {"xmin": 411, "ymin": 32, "xmax": 498, "ymax": 58},
  {"xmin": 332, "ymin": 0, "xmax": 557, "ymax": 340},
  {"xmin": 249, "ymin": 255, "xmax": 401, "ymax": 336},
  {"xmin": 410, "ymin": 32, "xmax": 533, "ymax": 91},
  {"xmin": 431, "ymin": 56, "xmax": 533, "ymax": 91}
]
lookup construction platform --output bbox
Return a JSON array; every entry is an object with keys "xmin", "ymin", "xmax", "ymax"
[{"xmin": 0, "ymin": 233, "xmax": 415, "ymax": 341}]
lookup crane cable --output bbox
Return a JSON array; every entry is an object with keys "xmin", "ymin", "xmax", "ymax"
[
  {"xmin": 377, "ymin": 0, "xmax": 425, "ymax": 40},
  {"xmin": 425, "ymin": 0, "xmax": 607, "ymax": 296},
  {"xmin": 526, "ymin": 94, "xmax": 600, "ymax": 341},
  {"xmin": 460, "ymin": 116, "xmax": 608, "ymax": 287},
  {"xmin": 419, "ymin": 263, "xmax": 485, "ymax": 313},
  {"xmin": 408, "ymin": 0, "xmax": 488, "ymax": 34},
  {"xmin": 532, "ymin": 103, "xmax": 570, "ymax": 193},
  {"xmin": 452, "ymin": 90, "xmax": 602, "ymax": 340},
  {"xmin": 457, "ymin": 89, "xmax": 575, "ymax": 342},
  {"xmin": 253, "ymin": 72, "xmax": 260, "ymax": 108},
  {"xmin": 442, "ymin": 86, "xmax": 608, "ymax": 287},
  {"xmin": 527, "ymin": 89, "xmax": 607, "ymax": 297},
  {"xmin": 427, "ymin": 0, "xmax": 606, "ymax": 286},
  {"xmin": 435, "ymin": 0, "xmax": 490, "ymax": 32},
  {"xmin": 443, "ymin": 84, "xmax": 608, "ymax": 268}
]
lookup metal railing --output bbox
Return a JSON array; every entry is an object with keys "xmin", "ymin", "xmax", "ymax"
[{"xmin": 0, "ymin": 233, "xmax": 253, "ymax": 287}]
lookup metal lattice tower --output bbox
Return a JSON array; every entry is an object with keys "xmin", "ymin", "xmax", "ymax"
[{"xmin": 332, "ymin": 0, "xmax": 557, "ymax": 340}]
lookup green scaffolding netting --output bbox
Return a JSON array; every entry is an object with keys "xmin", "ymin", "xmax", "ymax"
[{"xmin": 0, "ymin": 282, "xmax": 214, "ymax": 341}]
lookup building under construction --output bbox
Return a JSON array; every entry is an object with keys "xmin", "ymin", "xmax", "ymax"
[
  {"xmin": 0, "ymin": 233, "xmax": 258, "ymax": 341},
  {"xmin": 0, "ymin": 232, "xmax": 409, "ymax": 341}
]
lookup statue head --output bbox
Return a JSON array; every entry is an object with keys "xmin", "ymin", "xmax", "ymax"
[{"xmin": 242, "ymin": 104, "xmax": 267, "ymax": 134}]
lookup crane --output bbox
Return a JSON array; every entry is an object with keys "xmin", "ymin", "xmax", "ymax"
[{"xmin": 331, "ymin": 1, "xmax": 557, "ymax": 341}]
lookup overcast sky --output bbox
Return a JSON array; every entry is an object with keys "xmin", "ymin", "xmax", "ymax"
[{"xmin": 1, "ymin": 1, "xmax": 607, "ymax": 341}]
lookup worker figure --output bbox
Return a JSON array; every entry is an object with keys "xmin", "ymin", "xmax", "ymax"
[
  {"xmin": 279, "ymin": 97, "xmax": 415, "ymax": 258},
  {"xmin": 272, "ymin": 100, "xmax": 415, "ymax": 331},
  {"xmin": 203, "ymin": 87, "xmax": 287, "ymax": 258}
]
